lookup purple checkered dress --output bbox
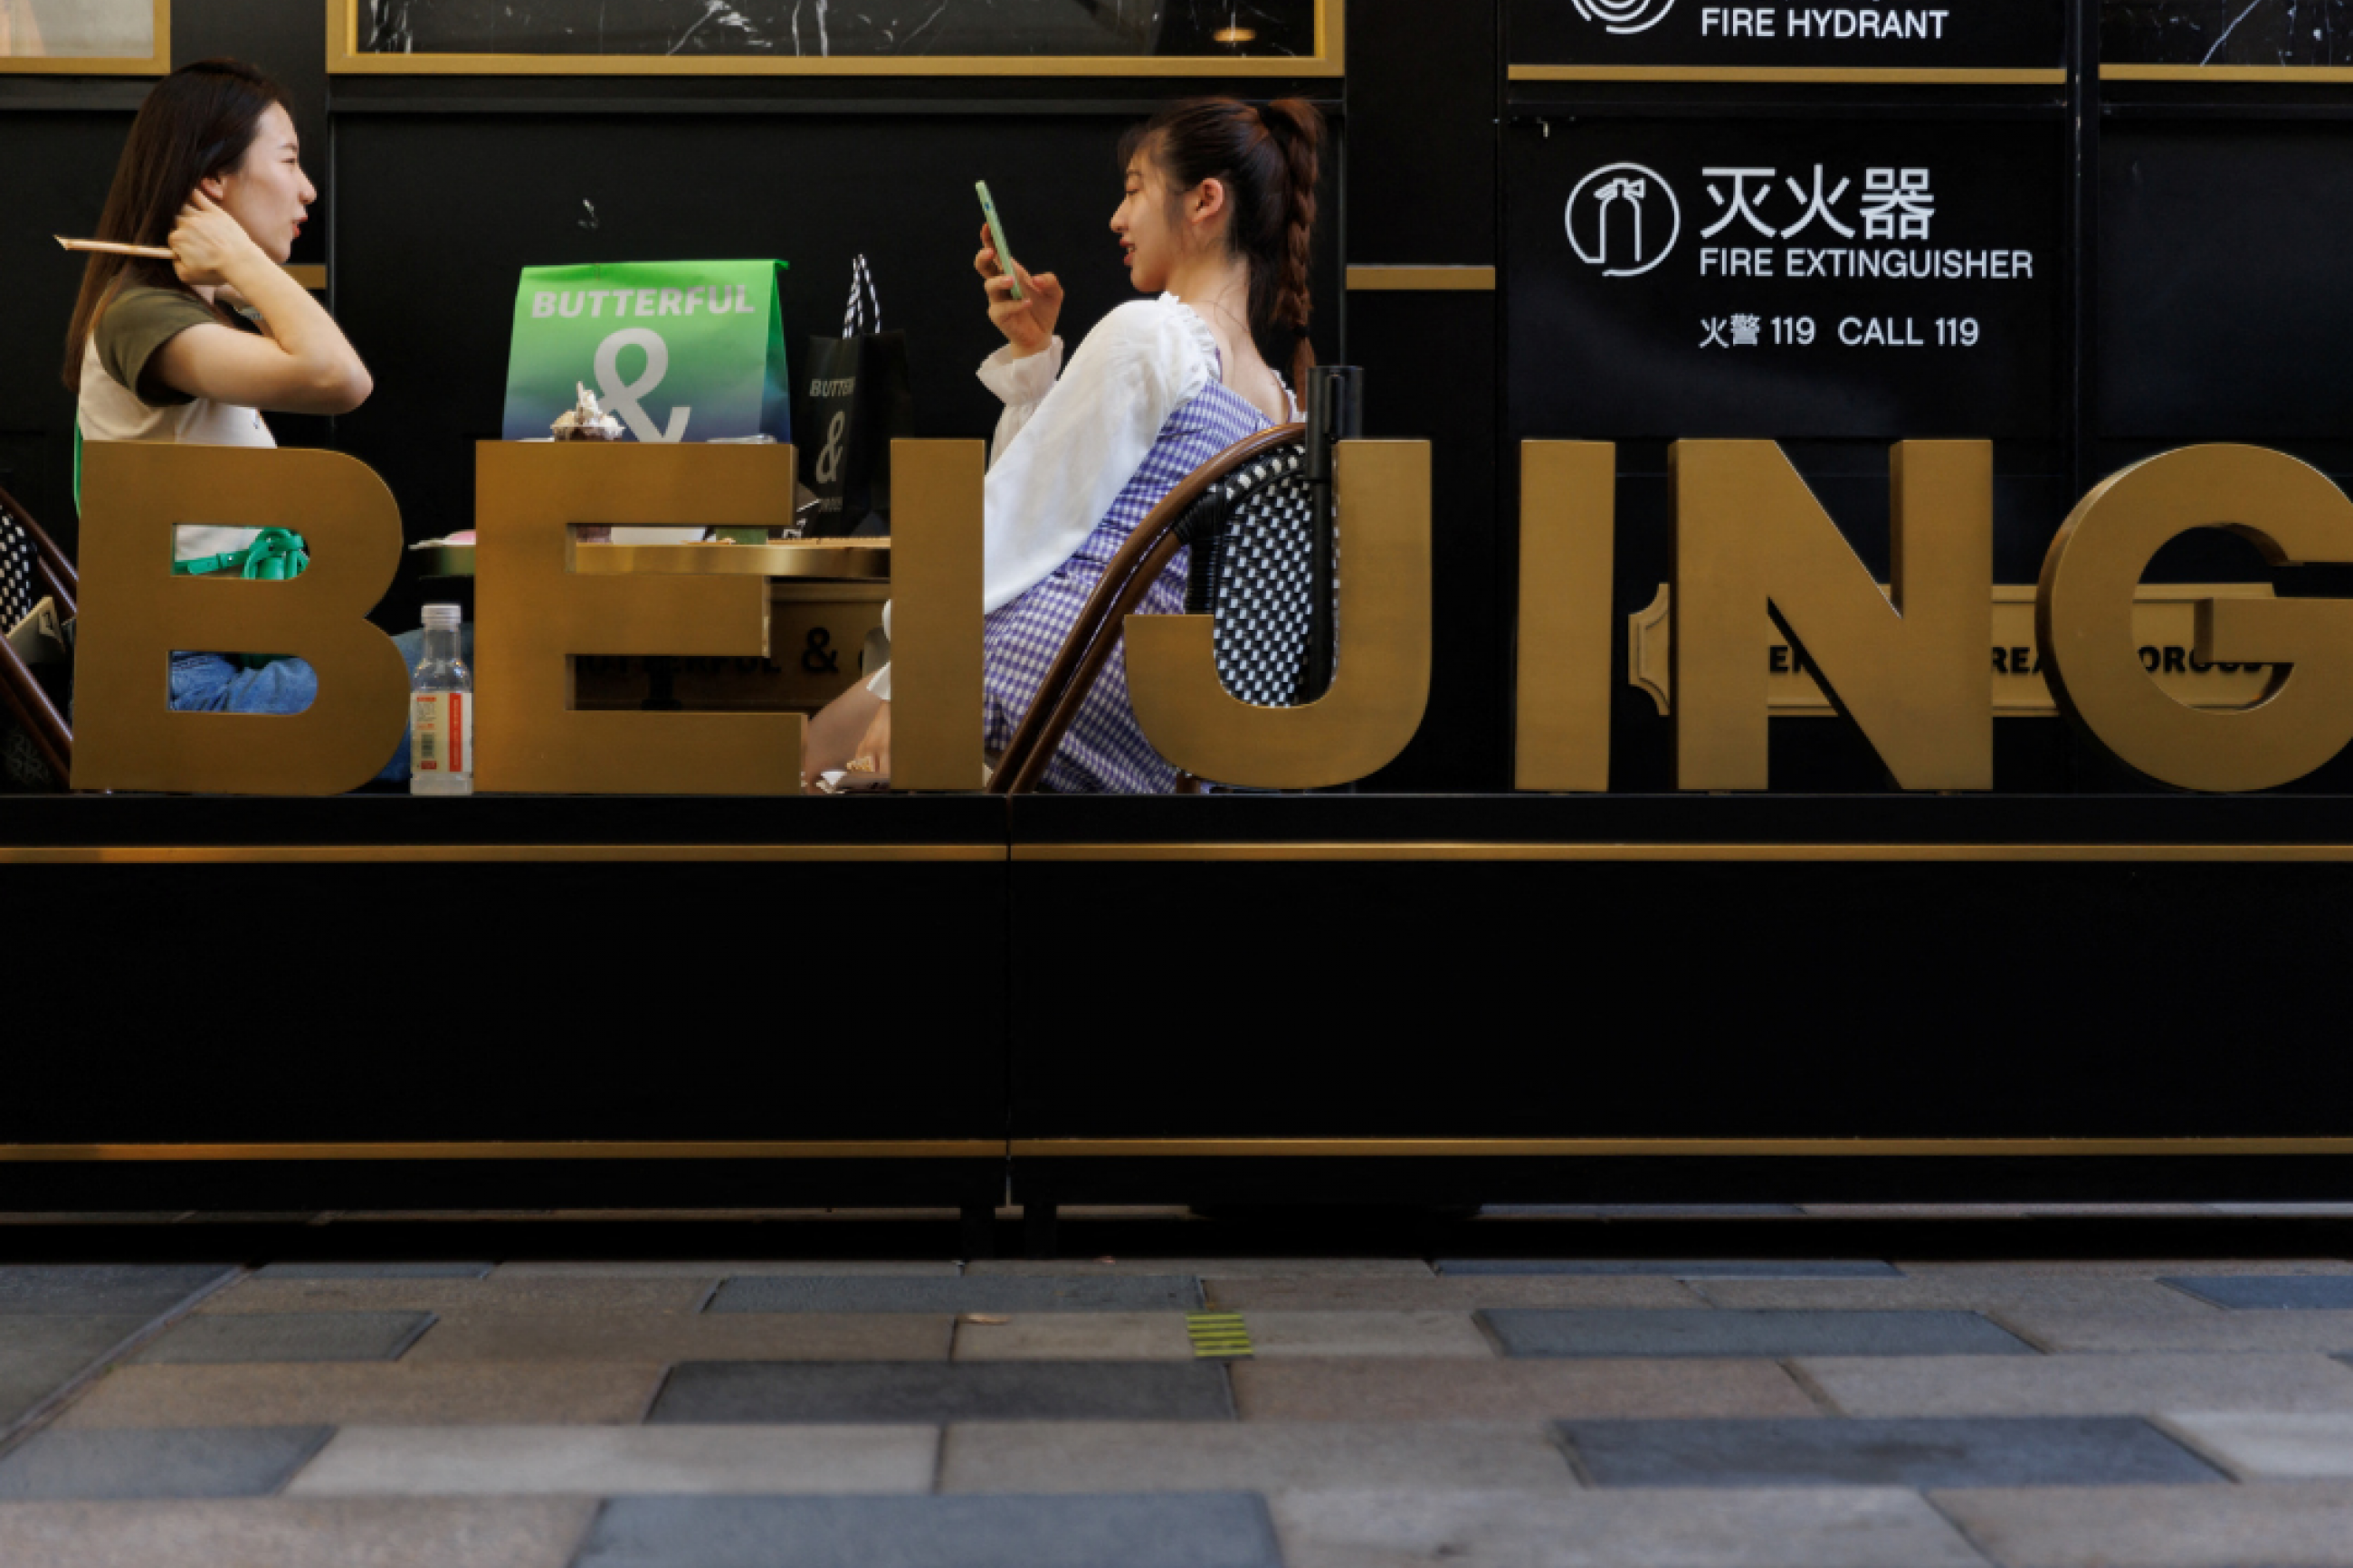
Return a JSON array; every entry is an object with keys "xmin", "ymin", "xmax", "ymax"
[{"xmin": 982, "ymin": 373, "xmax": 1272, "ymax": 794}]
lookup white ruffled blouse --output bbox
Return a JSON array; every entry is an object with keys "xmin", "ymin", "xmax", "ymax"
[{"xmin": 867, "ymin": 293, "xmax": 1279, "ymax": 701}]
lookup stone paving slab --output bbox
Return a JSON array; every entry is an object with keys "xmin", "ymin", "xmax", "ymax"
[
  {"xmin": 130, "ymin": 1311, "xmax": 434, "ymax": 1364},
  {"xmin": 1246, "ymin": 1311, "xmax": 1496, "ymax": 1359},
  {"xmin": 0, "ymin": 1317, "xmax": 151, "ymax": 1427},
  {"xmin": 1480, "ymin": 1205, "xmax": 1807, "ymax": 1219},
  {"xmin": 1896, "ymin": 1259, "xmax": 2353, "ymax": 1278},
  {"xmin": 1439, "ymin": 1260, "xmax": 1900, "ymax": 1278},
  {"xmin": 1931, "ymin": 1481, "xmax": 2353, "ymax": 1567},
  {"xmin": 253, "ymin": 1262, "xmax": 491, "ymax": 1280},
  {"xmin": 1233, "ymin": 1358, "xmax": 1822, "ymax": 1421},
  {"xmin": 0, "ymin": 1498, "xmax": 597, "ymax": 1568},
  {"xmin": 55, "ymin": 1362, "xmax": 666, "ymax": 1429},
  {"xmin": 1799, "ymin": 1351, "xmax": 2353, "ymax": 1416},
  {"xmin": 937, "ymin": 1420, "xmax": 1577, "ymax": 1495},
  {"xmin": 574, "ymin": 1492, "xmax": 1283, "ymax": 1568},
  {"xmin": 1691, "ymin": 1278, "xmax": 2220, "ymax": 1316},
  {"xmin": 967, "ymin": 1259, "xmax": 1435, "ymax": 1278},
  {"xmin": 285, "ymin": 1424, "xmax": 939, "ymax": 1497},
  {"xmin": 1997, "ymin": 1307, "xmax": 2353, "ymax": 1353},
  {"xmin": 0, "ymin": 1265, "xmax": 233, "ymax": 1316},
  {"xmin": 1558, "ymin": 1416, "xmax": 2223, "ymax": 1488},
  {"xmin": 708, "ymin": 1276, "xmax": 1203, "ymax": 1314},
  {"xmin": 1205, "ymin": 1277, "xmax": 1709, "ymax": 1312},
  {"xmin": 1484, "ymin": 1308, "xmax": 2034, "ymax": 1358},
  {"xmin": 2158, "ymin": 1411, "xmax": 2353, "ymax": 1478},
  {"xmin": 2163, "ymin": 1275, "xmax": 2353, "ymax": 1309},
  {"xmin": 649, "ymin": 1361, "xmax": 1236, "ymax": 1423},
  {"xmin": 491, "ymin": 1261, "xmax": 962, "ymax": 1279},
  {"xmin": 1272, "ymin": 1486, "xmax": 1992, "ymax": 1567},
  {"xmin": 0, "ymin": 1427, "xmax": 332, "ymax": 1500},
  {"xmin": 400, "ymin": 1310, "xmax": 951, "ymax": 1364},
  {"xmin": 199, "ymin": 1278, "xmax": 713, "ymax": 1316},
  {"xmin": 950, "ymin": 1312, "xmax": 1194, "ymax": 1361}
]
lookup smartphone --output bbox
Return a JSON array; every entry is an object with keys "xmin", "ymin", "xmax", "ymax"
[{"xmin": 976, "ymin": 180, "xmax": 1024, "ymax": 302}]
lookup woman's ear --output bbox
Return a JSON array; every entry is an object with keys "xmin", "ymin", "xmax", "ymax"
[
  {"xmin": 1190, "ymin": 176, "xmax": 1229, "ymax": 228},
  {"xmin": 196, "ymin": 174, "xmax": 228, "ymax": 202}
]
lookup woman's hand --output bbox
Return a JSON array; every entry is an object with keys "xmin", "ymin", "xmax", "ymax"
[
  {"xmin": 851, "ymin": 700, "xmax": 891, "ymax": 778},
  {"xmin": 168, "ymin": 192, "xmax": 265, "ymax": 289},
  {"xmin": 976, "ymin": 222, "xmax": 1062, "ymax": 358}
]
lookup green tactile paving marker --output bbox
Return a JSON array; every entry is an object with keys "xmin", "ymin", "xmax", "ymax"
[{"xmin": 1186, "ymin": 1312, "xmax": 1253, "ymax": 1360}]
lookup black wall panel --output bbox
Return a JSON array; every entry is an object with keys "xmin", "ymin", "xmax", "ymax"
[
  {"xmin": 2101, "ymin": 119, "xmax": 2353, "ymax": 440},
  {"xmin": 1347, "ymin": 0, "xmax": 1505, "ymax": 788},
  {"xmin": 0, "ymin": 103, "xmax": 140, "ymax": 547}
]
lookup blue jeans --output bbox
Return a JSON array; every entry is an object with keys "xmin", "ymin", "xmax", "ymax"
[{"xmin": 167, "ymin": 623, "xmax": 475, "ymax": 784}]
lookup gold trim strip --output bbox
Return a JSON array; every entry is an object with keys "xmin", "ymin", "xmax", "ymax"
[
  {"xmin": 0, "ymin": 0, "xmax": 168, "ymax": 74},
  {"xmin": 0, "ymin": 1141, "xmax": 1001, "ymax": 1162},
  {"xmin": 0, "ymin": 844, "xmax": 1003, "ymax": 865},
  {"xmin": 1015, "ymin": 842, "xmax": 2353, "ymax": 863},
  {"xmin": 2102, "ymin": 63, "xmax": 2353, "ymax": 81},
  {"xmin": 329, "ymin": 0, "xmax": 1342, "ymax": 77},
  {"xmin": 1015, "ymin": 1137, "xmax": 2353, "ymax": 1157},
  {"xmin": 1346, "ymin": 266, "xmax": 1497, "ymax": 292},
  {"xmin": 284, "ymin": 264, "xmax": 328, "ymax": 290},
  {"xmin": 1510, "ymin": 64, "xmax": 2066, "ymax": 83}
]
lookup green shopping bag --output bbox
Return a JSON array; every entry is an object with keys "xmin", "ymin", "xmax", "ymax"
[{"xmin": 500, "ymin": 260, "xmax": 791, "ymax": 445}]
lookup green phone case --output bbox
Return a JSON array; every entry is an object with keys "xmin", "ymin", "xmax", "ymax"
[{"xmin": 976, "ymin": 181, "xmax": 1023, "ymax": 302}]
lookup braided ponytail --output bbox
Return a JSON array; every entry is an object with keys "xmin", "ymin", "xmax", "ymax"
[
  {"xmin": 1257, "ymin": 99, "xmax": 1323, "ymax": 394},
  {"xmin": 1120, "ymin": 96, "xmax": 1326, "ymax": 399}
]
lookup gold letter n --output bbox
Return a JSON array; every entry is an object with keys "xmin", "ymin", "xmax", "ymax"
[{"xmin": 1671, "ymin": 440, "xmax": 1993, "ymax": 791}]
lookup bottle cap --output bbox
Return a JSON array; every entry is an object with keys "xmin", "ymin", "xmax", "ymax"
[{"xmin": 422, "ymin": 603, "xmax": 462, "ymax": 630}]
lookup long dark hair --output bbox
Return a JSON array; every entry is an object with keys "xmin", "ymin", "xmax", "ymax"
[
  {"xmin": 62, "ymin": 58, "xmax": 291, "ymax": 393},
  {"xmin": 1119, "ymin": 97, "xmax": 1325, "ymax": 392}
]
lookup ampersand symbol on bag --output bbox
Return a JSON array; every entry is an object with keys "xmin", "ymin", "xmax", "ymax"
[
  {"xmin": 814, "ymin": 410, "xmax": 848, "ymax": 485},
  {"xmin": 594, "ymin": 328, "xmax": 692, "ymax": 442},
  {"xmin": 802, "ymin": 627, "xmax": 840, "ymax": 675}
]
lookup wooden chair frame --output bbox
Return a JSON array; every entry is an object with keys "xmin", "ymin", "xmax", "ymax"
[
  {"xmin": 987, "ymin": 423, "xmax": 1305, "ymax": 795},
  {"xmin": 0, "ymin": 481, "xmax": 77, "ymax": 784}
]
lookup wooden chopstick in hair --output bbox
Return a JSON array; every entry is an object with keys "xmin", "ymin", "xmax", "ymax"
[{"xmin": 55, "ymin": 236, "xmax": 175, "ymax": 261}]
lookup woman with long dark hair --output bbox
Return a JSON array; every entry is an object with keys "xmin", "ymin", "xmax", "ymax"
[
  {"xmin": 66, "ymin": 59, "xmax": 369, "ymax": 463},
  {"xmin": 66, "ymin": 60, "xmax": 416, "ymax": 746},
  {"xmin": 810, "ymin": 95, "xmax": 1323, "ymax": 791}
]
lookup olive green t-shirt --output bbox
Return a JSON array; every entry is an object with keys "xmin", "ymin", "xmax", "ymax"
[
  {"xmin": 76, "ymin": 282, "xmax": 272, "ymax": 558},
  {"xmin": 94, "ymin": 283, "xmax": 222, "ymax": 407}
]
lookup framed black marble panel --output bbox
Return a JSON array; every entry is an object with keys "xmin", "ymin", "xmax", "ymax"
[
  {"xmin": 330, "ymin": 0, "xmax": 1336, "ymax": 74},
  {"xmin": 2104, "ymin": 0, "xmax": 2353, "ymax": 71},
  {"xmin": 0, "ymin": 0, "xmax": 167, "ymax": 74}
]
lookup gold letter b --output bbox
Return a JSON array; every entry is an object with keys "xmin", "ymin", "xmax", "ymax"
[{"xmin": 72, "ymin": 442, "xmax": 410, "ymax": 794}]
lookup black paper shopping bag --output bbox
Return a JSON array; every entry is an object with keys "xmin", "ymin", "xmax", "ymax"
[{"xmin": 793, "ymin": 255, "xmax": 913, "ymax": 538}]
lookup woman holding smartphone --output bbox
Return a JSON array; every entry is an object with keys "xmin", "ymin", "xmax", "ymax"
[{"xmin": 809, "ymin": 95, "xmax": 1322, "ymax": 792}]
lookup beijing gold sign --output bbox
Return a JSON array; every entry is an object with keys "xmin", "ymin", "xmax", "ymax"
[{"xmin": 68, "ymin": 436, "xmax": 2353, "ymax": 796}]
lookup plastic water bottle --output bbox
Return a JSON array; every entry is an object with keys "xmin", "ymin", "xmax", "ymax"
[{"xmin": 409, "ymin": 603, "xmax": 472, "ymax": 796}]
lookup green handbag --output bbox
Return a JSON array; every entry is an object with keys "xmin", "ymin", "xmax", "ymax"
[{"xmin": 171, "ymin": 527, "xmax": 308, "ymax": 670}]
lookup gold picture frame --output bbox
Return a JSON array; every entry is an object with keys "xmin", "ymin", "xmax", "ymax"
[
  {"xmin": 2103, "ymin": 64, "xmax": 2353, "ymax": 80},
  {"xmin": 0, "ymin": 0, "xmax": 167, "ymax": 75},
  {"xmin": 329, "ymin": 0, "xmax": 1342, "ymax": 78}
]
